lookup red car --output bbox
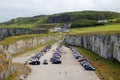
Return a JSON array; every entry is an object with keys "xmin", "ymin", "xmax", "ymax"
[{"xmin": 78, "ymin": 58, "xmax": 88, "ymax": 62}]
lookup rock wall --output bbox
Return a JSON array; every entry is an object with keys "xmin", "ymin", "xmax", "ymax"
[
  {"xmin": 0, "ymin": 35, "xmax": 62, "ymax": 80},
  {"xmin": 47, "ymin": 15, "xmax": 72, "ymax": 23},
  {"xmin": 0, "ymin": 35, "xmax": 62, "ymax": 55},
  {"xmin": 64, "ymin": 34, "xmax": 120, "ymax": 62},
  {"xmin": 0, "ymin": 53, "xmax": 14, "ymax": 80},
  {"xmin": 0, "ymin": 28, "xmax": 48, "ymax": 40}
]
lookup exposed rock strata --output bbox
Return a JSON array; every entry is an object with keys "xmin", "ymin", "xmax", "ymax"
[
  {"xmin": 64, "ymin": 34, "xmax": 120, "ymax": 62},
  {"xmin": 0, "ymin": 28, "xmax": 48, "ymax": 40}
]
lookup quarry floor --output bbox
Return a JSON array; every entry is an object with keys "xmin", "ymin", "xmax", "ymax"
[{"xmin": 13, "ymin": 43, "xmax": 100, "ymax": 80}]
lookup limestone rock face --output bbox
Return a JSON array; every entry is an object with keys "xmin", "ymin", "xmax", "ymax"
[
  {"xmin": 64, "ymin": 34, "xmax": 120, "ymax": 62},
  {"xmin": 0, "ymin": 28, "xmax": 48, "ymax": 40},
  {"xmin": 0, "ymin": 35, "xmax": 62, "ymax": 55}
]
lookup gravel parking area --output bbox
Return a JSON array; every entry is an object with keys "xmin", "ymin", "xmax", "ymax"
[{"xmin": 13, "ymin": 43, "xmax": 100, "ymax": 80}]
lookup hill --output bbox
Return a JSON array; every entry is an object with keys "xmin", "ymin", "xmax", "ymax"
[
  {"xmin": 47, "ymin": 11, "xmax": 120, "ymax": 23},
  {"xmin": 0, "ymin": 11, "xmax": 120, "ymax": 29}
]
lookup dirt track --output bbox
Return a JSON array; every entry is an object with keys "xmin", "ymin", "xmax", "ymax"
[{"xmin": 13, "ymin": 43, "xmax": 100, "ymax": 80}]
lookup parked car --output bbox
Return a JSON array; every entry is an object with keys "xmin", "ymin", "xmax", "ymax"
[
  {"xmin": 75, "ymin": 55, "xmax": 81, "ymax": 59},
  {"xmin": 82, "ymin": 62, "xmax": 90, "ymax": 67},
  {"xmin": 52, "ymin": 59, "xmax": 61, "ymax": 64},
  {"xmin": 43, "ymin": 59, "xmax": 48, "ymax": 65},
  {"xmin": 34, "ymin": 53, "xmax": 41, "ymax": 59},
  {"xmin": 53, "ymin": 53, "xmax": 61, "ymax": 57},
  {"xmin": 50, "ymin": 57, "xmax": 60, "ymax": 62},
  {"xmin": 84, "ymin": 65, "xmax": 95, "ymax": 71},
  {"xmin": 28, "ymin": 59, "xmax": 40, "ymax": 65},
  {"xmin": 80, "ymin": 61, "xmax": 88, "ymax": 65},
  {"xmin": 78, "ymin": 58, "xmax": 88, "ymax": 62}
]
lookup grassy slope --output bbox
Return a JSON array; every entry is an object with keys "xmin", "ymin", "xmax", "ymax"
[
  {"xmin": 0, "ymin": 15, "xmax": 48, "ymax": 28},
  {"xmin": 0, "ymin": 11, "xmax": 119, "ymax": 29},
  {"xmin": 0, "ymin": 23, "xmax": 36, "ymax": 28},
  {"xmin": 77, "ymin": 47, "xmax": 120, "ymax": 80},
  {"xmin": 0, "ymin": 15, "xmax": 63, "ymax": 29},
  {"xmin": 70, "ymin": 24, "xmax": 120, "ymax": 34},
  {"xmin": 0, "ymin": 23, "xmax": 63, "ymax": 29}
]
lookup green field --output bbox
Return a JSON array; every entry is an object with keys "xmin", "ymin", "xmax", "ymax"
[
  {"xmin": 70, "ymin": 24, "xmax": 120, "ymax": 34},
  {"xmin": 77, "ymin": 47, "xmax": 120, "ymax": 80},
  {"xmin": 0, "ymin": 23, "xmax": 36, "ymax": 28},
  {"xmin": 0, "ymin": 23, "xmax": 63, "ymax": 30}
]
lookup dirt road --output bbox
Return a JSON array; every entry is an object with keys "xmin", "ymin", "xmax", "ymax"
[{"xmin": 13, "ymin": 43, "xmax": 100, "ymax": 80}]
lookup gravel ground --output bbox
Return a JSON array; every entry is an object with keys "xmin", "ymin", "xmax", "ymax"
[{"xmin": 13, "ymin": 43, "xmax": 100, "ymax": 80}]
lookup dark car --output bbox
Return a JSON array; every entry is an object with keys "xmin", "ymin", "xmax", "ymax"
[
  {"xmin": 80, "ymin": 61, "xmax": 88, "ymax": 65},
  {"xmin": 52, "ymin": 59, "xmax": 61, "ymax": 64},
  {"xmin": 44, "ymin": 45, "xmax": 52, "ymax": 51},
  {"xmin": 34, "ymin": 54, "xmax": 41, "ymax": 59},
  {"xmin": 84, "ymin": 65, "xmax": 95, "ymax": 71},
  {"xmin": 75, "ymin": 55, "xmax": 81, "ymax": 59},
  {"xmin": 50, "ymin": 57, "xmax": 60, "ymax": 62},
  {"xmin": 28, "ymin": 57, "xmax": 40, "ymax": 65},
  {"xmin": 43, "ymin": 59, "xmax": 48, "ymax": 65},
  {"xmin": 82, "ymin": 62, "xmax": 90, "ymax": 67},
  {"xmin": 29, "ymin": 60, "xmax": 40, "ymax": 65}
]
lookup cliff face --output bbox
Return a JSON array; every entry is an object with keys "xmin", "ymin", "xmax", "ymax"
[
  {"xmin": 0, "ymin": 53, "xmax": 14, "ymax": 80},
  {"xmin": 0, "ymin": 35, "xmax": 62, "ymax": 55},
  {"xmin": 0, "ymin": 28, "xmax": 48, "ymax": 41},
  {"xmin": 0, "ymin": 35, "xmax": 62, "ymax": 80},
  {"xmin": 47, "ymin": 15, "xmax": 72, "ymax": 23},
  {"xmin": 64, "ymin": 34, "xmax": 120, "ymax": 62}
]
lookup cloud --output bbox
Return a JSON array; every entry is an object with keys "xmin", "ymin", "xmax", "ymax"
[{"xmin": 0, "ymin": 0, "xmax": 120, "ymax": 22}]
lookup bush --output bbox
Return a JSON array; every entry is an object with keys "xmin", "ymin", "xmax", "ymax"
[{"xmin": 71, "ymin": 19, "xmax": 104, "ymax": 28}]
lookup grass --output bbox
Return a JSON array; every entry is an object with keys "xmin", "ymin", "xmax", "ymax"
[
  {"xmin": 5, "ymin": 71, "xmax": 21, "ymax": 80},
  {"xmin": 0, "ymin": 23, "xmax": 63, "ymax": 30},
  {"xmin": 0, "ymin": 23, "xmax": 36, "ymax": 28},
  {"xmin": 76, "ymin": 47, "xmax": 120, "ymax": 80},
  {"xmin": 70, "ymin": 24, "xmax": 120, "ymax": 35}
]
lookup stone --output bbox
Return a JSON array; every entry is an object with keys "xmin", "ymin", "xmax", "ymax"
[{"xmin": 64, "ymin": 34, "xmax": 120, "ymax": 62}]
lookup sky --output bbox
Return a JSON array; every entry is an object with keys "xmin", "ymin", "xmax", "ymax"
[{"xmin": 0, "ymin": 0, "xmax": 120, "ymax": 22}]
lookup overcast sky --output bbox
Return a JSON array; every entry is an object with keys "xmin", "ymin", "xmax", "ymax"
[{"xmin": 0, "ymin": 0, "xmax": 120, "ymax": 22}]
